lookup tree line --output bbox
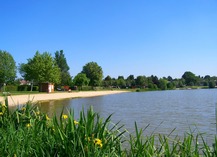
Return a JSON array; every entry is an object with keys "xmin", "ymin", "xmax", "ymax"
[{"xmin": 0, "ymin": 50, "xmax": 216, "ymax": 91}]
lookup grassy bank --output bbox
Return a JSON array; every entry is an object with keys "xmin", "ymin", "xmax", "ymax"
[{"xmin": 0, "ymin": 96, "xmax": 216, "ymax": 156}]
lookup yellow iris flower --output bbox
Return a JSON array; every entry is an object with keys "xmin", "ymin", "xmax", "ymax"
[
  {"xmin": 62, "ymin": 114, "xmax": 68, "ymax": 119},
  {"xmin": 94, "ymin": 138, "xmax": 103, "ymax": 148},
  {"xmin": 74, "ymin": 120, "xmax": 79, "ymax": 125}
]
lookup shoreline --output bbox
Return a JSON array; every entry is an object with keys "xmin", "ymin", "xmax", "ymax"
[{"xmin": 0, "ymin": 90, "xmax": 128, "ymax": 106}]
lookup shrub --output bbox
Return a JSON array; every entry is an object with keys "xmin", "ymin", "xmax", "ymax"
[
  {"xmin": 17, "ymin": 85, "xmax": 29, "ymax": 91},
  {"xmin": 5, "ymin": 85, "xmax": 18, "ymax": 91}
]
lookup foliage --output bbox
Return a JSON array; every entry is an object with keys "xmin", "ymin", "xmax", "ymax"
[
  {"xmin": 0, "ymin": 97, "xmax": 125, "ymax": 157},
  {"xmin": 73, "ymin": 73, "xmax": 90, "ymax": 90},
  {"xmin": 209, "ymin": 81, "xmax": 216, "ymax": 88},
  {"xmin": 19, "ymin": 51, "xmax": 61, "ymax": 84},
  {"xmin": 182, "ymin": 71, "xmax": 199, "ymax": 86},
  {"xmin": 103, "ymin": 75, "xmax": 112, "ymax": 87},
  {"xmin": 0, "ymin": 98, "xmax": 216, "ymax": 156},
  {"xmin": 117, "ymin": 77, "xmax": 126, "ymax": 88},
  {"xmin": 135, "ymin": 76, "xmax": 147, "ymax": 88},
  {"xmin": 82, "ymin": 62, "xmax": 103, "ymax": 87},
  {"xmin": 0, "ymin": 50, "xmax": 16, "ymax": 84},
  {"xmin": 126, "ymin": 75, "xmax": 136, "ymax": 88},
  {"xmin": 54, "ymin": 50, "xmax": 72, "ymax": 86},
  {"xmin": 159, "ymin": 78, "xmax": 168, "ymax": 90}
]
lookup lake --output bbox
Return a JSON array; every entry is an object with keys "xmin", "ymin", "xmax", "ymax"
[{"xmin": 37, "ymin": 89, "xmax": 217, "ymax": 143}]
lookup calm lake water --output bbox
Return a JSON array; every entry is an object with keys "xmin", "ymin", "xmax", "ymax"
[{"xmin": 37, "ymin": 89, "xmax": 217, "ymax": 142}]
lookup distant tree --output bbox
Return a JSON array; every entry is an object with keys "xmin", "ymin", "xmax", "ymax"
[
  {"xmin": 111, "ymin": 78, "xmax": 118, "ymax": 87},
  {"xmin": 135, "ymin": 76, "xmax": 147, "ymax": 88},
  {"xmin": 127, "ymin": 75, "xmax": 134, "ymax": 80},
  {"xmin": 167, "ymin": 76, "xmax": 173, "ymax": 82},
  {"xmin": 126, "ymin": 75, "xmax": 136, "ymax": 88},
  {"xmin": 103, "ymin": 75, "xmax": 112, "ymax": 87},
  {"xmin": 118, "ymin": 76, "xmax": 124, "ymax": 80},
  {"xmin": 167, "ymin": 81, "xmax": 176, "ymax": 89},
  {"xmin": 151, "ymin": 75, "xmax": 160, "ymax": 87},
  {"xmin": 73, "ymin": 73, "xmax": 89, "ymax": 90},
  {"xmin": 0, "ymin": 50, "xmax": 16, "ymax": 85},
  {"xmin": 19, "ymin": 51, "xmax": 61, "ymax": 84},
  {"xmin": 173, "ymin": 78, "xmax": 185, "ymax": 88},
  {"xmin": 81, "ymin": 62, "xmax": 103, "ymax": 86},
  {"xmin": 182, "ymin": 71, "xmax": 199, "ymax": 86},
  {"xmin": 209, "ymin": 81, "xmax": 216, "ymax": 88},
  {"xmin": 159, "ymin": 78, "xmax": 168, "ymax": 90},
  {"xmin": 54, "ymin": 50, "xmax": 72, "ymax": 85},
  {"xmin": 204, "ymin": 75, "xmax": 211, "ymax": 81},
  {"xmin": 117, "ymin": 77, "xmax": 126, "ymax": 88}
]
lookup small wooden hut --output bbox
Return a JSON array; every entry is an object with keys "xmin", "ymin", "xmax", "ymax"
[{"xmin": 39, "ymin": 83, "xmax": 54, "ymax": 93}]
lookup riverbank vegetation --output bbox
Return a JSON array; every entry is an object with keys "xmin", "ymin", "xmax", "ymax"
[
  {"xmin": 1, "ymin": 50, "xmax": 217, "ymax": 93},
  {"xmin": 0, "ymin": 97, "xmax": 216, "ymax": 156}
]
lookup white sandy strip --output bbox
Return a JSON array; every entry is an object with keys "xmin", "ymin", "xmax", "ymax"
[{"xmin": 0, "ymin": 91, "xmax": 128, "ymax": 106}]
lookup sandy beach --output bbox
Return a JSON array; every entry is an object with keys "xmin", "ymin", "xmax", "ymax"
[{"xmin": 0, "ymin": 90, "xmax": 128, "ymax": 106}]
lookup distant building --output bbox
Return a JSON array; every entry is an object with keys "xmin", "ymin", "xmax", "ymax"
[
  {"xmin": 39, "ymin": 83, "xmax": 54, "ymax": 93},
  {"xmin": 20, "ymin": 80, "xmax": 31, "ymax": 85}
]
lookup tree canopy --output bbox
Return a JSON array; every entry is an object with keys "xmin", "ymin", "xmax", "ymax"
[
  {"xmin": 19, "ymin": 51, "xmax": 61, "ymax": 84},
  {"xmin": 73, "ymin": 73, "xmax": 89, "ymax": 89},
  {"xmin": 182, "ymin": 71, "xmax": 199, "ymax": 86},
  {"xmin": 81, "ymin": 62, "xmax": 103, "ymax": 86},
  {"xmin": 0, "ymin": 50, "xmax": 16, "ymax": 84},
  {"xmin": 54, "ymin": 50, "xmax": 72, "ymax": 85}
]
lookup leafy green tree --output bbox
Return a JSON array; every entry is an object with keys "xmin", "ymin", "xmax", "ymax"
[
  {"xmin": 167, "ymin": 76, "xmax": 173, "ymax": 82},
  {"xmin": 118, "ymin": 76, "xmax": 124, "ymax": 80},
  {"xmin": 126, "ymin": 75, "xmax": 136, "ymax": 88},
  {"xmin": 209, "ymin": 81, "xmax": 216, "ymax": 88},
  {"xmin": 159, "ymin": 78, "xmax": 168, "ymax": 90},
  {"xmin": 81, "ymin": 62, "xmax": 103, "ymax": 86},
  {"xmin": 151, "ymin": 75, "xmax": 160, "ymax": 87},
  {"xmin": 73, "ymin": 73, "xmax": 89, "ymax": 90},
  {"xmin": 103, "ymin": 75, "xmax": 112, "ymax": 87},
  {"xmin": 54, "ymin": 50, "xmax": 72, "ymax": 85},
  {"xmin": 0, "ymin": 50, "xmax": 16, "ymax": 85},
  {"xmin": 167, "ymin": 82, "xmax": 175, "ymax": 89},
  {"xmin": 182, "ymin": 71, "xmax": 199, "ymax": 86},
  {"xmin": 135, "ymin": 76, "xmax": 147, "ymax": 88},
  {"xmin": 117, "ymin": 77, "xmax": 126, "ymax": 88},
  {"xmin": 19, "ymin": 51, "xmax": 61, "ymax": 84}
]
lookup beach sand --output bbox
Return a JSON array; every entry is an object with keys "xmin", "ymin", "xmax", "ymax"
[{"xmin": 0, "ymin": 90, "xmax": 128, "ymax": 106}]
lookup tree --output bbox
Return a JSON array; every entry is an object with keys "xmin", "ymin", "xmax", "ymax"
[
  {"xmin": 126, "ymin": 75, "xmax": 136, "ymax": 88},
  {"xmin": 182, "ymin": 71, "xmax": 199, "ymax": 86},
  {"xmin": 167, "ymin": 76, "xmax": 173, "ymax": 82},
  {"xmin": 159, "ymin": 78, "xmax": 168, "ymax": 90},
  {"xmin": 117, "ymin": 77, "xmax": 126, "ymax": 88},
  {"xmin": 135, "ymin": 76, "xmax": 147, "ymax": 88},
  {"xmin": 208, "ymin": 81, "xmax": 216, "ymax": 88},
  {"xmin": 19, "ymin": 51, "xmax": 61, "ymax": 84},
  {"xmin": 73, "ymin": 73, "xmax": 89, "ymax": 90},
  {"xmin": 81, "ymin": 62, "xmax": 103, "ymax": 86},
  {"xmin": 54, "ymin": 50, "xmax": 72, "ymax": 85},
  {"xmin": 151, "ymin": 75, "xmax": 160, "ymax": 87},
  {"xmin": 0, "ymin": 50, "xmax": 16, "ymax": 85},
  {"xmin": 103, "ymin": 75, "xmax": 112, "ymax": 87}
]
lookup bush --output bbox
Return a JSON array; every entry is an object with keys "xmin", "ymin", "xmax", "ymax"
[
  {"xmin": 17, "ymin": 85, "xmax": 29, "ymax": 91},
  {"xmin": 5, "ymin": 85, "xmax": 18, "ymax": 91},
  {"xmin": 17, "ymin": 85, "xmax": 39, "ymax": 91},
  {"xmin": 80, "ymin": 86, "xmax": 93, "ymax": 91},
  {"xmin": 27, "ymin": 86, "xmax": 39, "ymax": 91}
]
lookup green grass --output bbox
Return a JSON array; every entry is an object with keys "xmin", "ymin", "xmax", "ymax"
[{"xmin": 0, "ymin": 96, "xmax": 216, "ymax": 156}]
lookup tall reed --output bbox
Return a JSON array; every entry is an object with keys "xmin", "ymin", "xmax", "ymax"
[{"xmin": 0, "ymin": 96, "xmax": 216, "ymax": 156}]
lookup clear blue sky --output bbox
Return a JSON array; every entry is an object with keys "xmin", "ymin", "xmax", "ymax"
[{"xmin": 1, "ymin": 0, "xmax": 217, "ymax": 79}]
